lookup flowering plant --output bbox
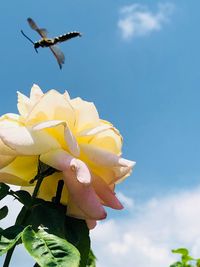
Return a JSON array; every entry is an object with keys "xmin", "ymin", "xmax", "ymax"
[{"xmin": 0, "ymin": 85, "xmax": 135, "ymax": 266}]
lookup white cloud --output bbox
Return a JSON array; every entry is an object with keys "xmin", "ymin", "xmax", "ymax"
[
  {"xmin": 117, "ymin": 191, "xmax": 134, "ymax": 209},
  {"xmin": 91, "ymin": 187, "xmax": 200, "ymax": 267},
  {"xmin": 118, "ymin": 3, "xmax": 174, "ymax": 40}
]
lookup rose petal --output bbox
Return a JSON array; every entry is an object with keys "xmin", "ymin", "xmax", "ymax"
[
  {"xmin": 0, "ymin": 174, "xmax": 30, "ymax": 186},
  {"xmin": 63, "ymin": 169, "xmax": 106, "ymax": 220},
  {"xmin": 63, "ymin": 90, "xmax": 70, "ymax": 100},
  {"xmin": 40, "ymin": 149, "xmax": 72, "ymax": 170},
  {"xmin": 64, "ymin": 125, "xmax": 80, "ymax": 157},
  {"xmin": 0, "ymin": 155, "xmax": 38, "ymax": 185},
  {"xmin": 77, "ymin": 124, "xmax": 112, "ymax": 137},
  {"xmin": 17, "ymin": 85, "xmax": 43, "ymax": 118},
  {"xmin": 0, "ymin": 155, "xmax": 16, "ymax": 168},
  {"xmin": 89, "ymin": 126, "xmax": 122, "ymax": 154},
  {"xmin": 92, "ymin": 174, "xmax": 123, "ymax": 210},
  {"xmin": 67, "ymin": 200, "xmax": 89, "ymax": 219},
  {"xmin": 30, "ymin": 84, "xmax": 44, "ymax": 102},
  {"xmin": 70, "ymin": 158, "xmax": 91, "ymax": 184},
  {"xmin": 33, "ymin": 120, "xmax": 80, "ymax": 157},
  {"xmin": 0, "ymin": 139, "xmax": 17, "ymax": 156},
  {"xmin": 17, "ymin": 91, "xmax": 31, "ymax": 117},
  {"xmin": 0, "ymin": 114, "xmax": 20, "ymax": 126},
  {"xmin": 0, "ymin": 125, "xmax": 60, "ymax": 155},
  {"xmin": 25, "ymin": 90, "xmax": 76, "ymax": 130},
  {"xmin": 70, "ymin": 97, "xmax": 99, "ymax": 132},
  {"xmin": 80, "ymin": 144, "xmax": 135, "ymax": 167},
  {"xmin": 86, "ymin": 220, "xmax": 97, "ymax": 229},
  {"xmin": 112, "ymin": 161, "xmax": 136, "ymax": 184},
  {"xmin": 32, "ymin": 120, "xmax": 66, "ymax": 130},
  {"xmin": 40, "ymin": 149, "xmax": 91, "ymax": 184}
]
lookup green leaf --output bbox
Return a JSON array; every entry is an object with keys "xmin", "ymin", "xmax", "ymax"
[
  {"xmin": 22, "ymin": 226, "xmax": 80, "ymax": 267},
  {"xmin": 86, "ymin": 250, "xmax": 96, "ymax": 267},
  {"xmin": 0, "ymin": 225, "xmax": 24, "ymax": 255},
  {"xmin": 0, "ymin": 206, "xmax": 8, "ymax": 220},
  {"xmin": 169, "ymin": 262, "xmax": 184, "ymax": 267},
  {"xmin": 172, "ymin": 248, "xmax": 189, "ymax": 256},
  {"xmin": 64, "ymin": 216, "xmax": 90, "ymax": 267},
  {"xmin": 196, "ymin": 259, "xmax": 200, "ymax": 267},
  {"xmin": 0, "ymin": 183, "xmax": 10, "ymax": 200}
]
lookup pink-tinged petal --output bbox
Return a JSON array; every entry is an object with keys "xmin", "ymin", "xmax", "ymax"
[
  {"xmin": 85, "ymin": 158, "xmax": 135, "ymax": 185},
  {"xmin": 63, "ymin": 169, "xmax": 107, "ymax": 220},
  {"xmin": 92, "ymin": 174, "xmax": 123, "ymax": 210},
  {"xmin": 70, "ymin": 158, "xmax": 91, "ymax": 184},
  {"xmin": 86, "ymin": 220, "xmax": 97, "ymax": 230},
  {"xmin": 80, "ymin": 144, "xmax": 134, "ymax": 167},
  {"xmin": 67, "ymin": 200, "xmax": 89, "ymax": 219},
  {"xmin": 0, "ymin": 125, "xmax": 60, "ymax": 155},
  {"xmin": 40, "ymin": 149, "xmax": 72, "ymax": 170},
  {"xmin": 40, "ymin": 149, "xmax": 91, "ymax": 184}
]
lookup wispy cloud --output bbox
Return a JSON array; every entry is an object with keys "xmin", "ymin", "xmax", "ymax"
[
  {"xmin": 117, "ymin": 191, "xmax": 135, "ymax": 209},
  {"xmin": 91, "ymin": 187, "xmax": 200, "ymax": 267},
  {"xmin": 118, "ymin": 3, "xmax": 174, "ymax": 40}
]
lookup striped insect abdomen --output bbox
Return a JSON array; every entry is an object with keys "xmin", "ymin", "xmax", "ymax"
[{"xmin": 53, "ymin": 31, "xmax": 81, "ymax": 44}]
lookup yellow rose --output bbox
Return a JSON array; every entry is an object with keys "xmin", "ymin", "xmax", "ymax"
[{"xmin": 0, "ymin": 84, "xmax": 135, "ymax": 228}]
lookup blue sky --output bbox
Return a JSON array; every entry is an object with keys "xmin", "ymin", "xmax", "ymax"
[{"xmin": 1, "ymin": 1, "xmax": 200, "ymax": 266}]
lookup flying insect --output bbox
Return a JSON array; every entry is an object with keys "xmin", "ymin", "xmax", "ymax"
[{"xmin": 21, "ymin": 17, "xmax": 81, "ymax": 69}]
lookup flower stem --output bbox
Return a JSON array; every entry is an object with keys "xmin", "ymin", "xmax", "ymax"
[
  {"xmin": 3, "ymin": 162, "xmax": 56, "ymax": 267},
  {"xmin": 31, "ymin": 173, "xmax": 44, "ymax": 199},
  {"xmin": 53, "ymin": 180, "xmax": 64, "ymax": 204},
  {"xmin": 3, "ymin": 246, "xmax": 15, "ymax": 267}
]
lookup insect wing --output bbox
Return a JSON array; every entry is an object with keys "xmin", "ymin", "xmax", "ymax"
[
  {"xmin": 27, "ymin": 17, "xmax": 48, "ymax": 38},
  {"xmin": 49, "ymin": 45, "xmax": 65, "ymax": 69},
  {"xmin": 37, "ymin": 28, "xmax": 48, "ymax": 37},
  {"xmin": 27, "ymin": 17, "xmax": 39, "ymax": 30}
]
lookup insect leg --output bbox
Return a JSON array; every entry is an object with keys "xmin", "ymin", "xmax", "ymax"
[{"xmin": 21, "ymin": 30, "xmax": 35, "ymax": 45}]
